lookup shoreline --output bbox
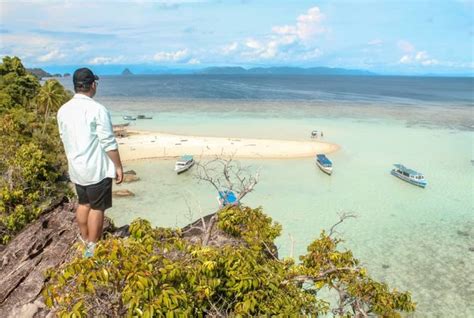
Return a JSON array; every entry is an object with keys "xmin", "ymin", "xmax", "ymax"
[{"xmin": 118, "ymin": 129, "xmax": 340, "ymax": 162}]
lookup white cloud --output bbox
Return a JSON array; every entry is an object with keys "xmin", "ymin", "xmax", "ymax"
[
  {"xmin": 415, "ymin": 51, "xmax": 428, "ymax": 61},
  {"xmin": 245, "ymin": 39, "xmax": 262, "ymax": 50},
  {"xmin": 398, "ymin": 47, "xmax": 438, "ymax": 66},
  {"xmin": 399, "ymin": 55, "xmax": 412, "ymax": 64},
  {"xmin": 368, "ymin": 39, "xmax": 383, "ymax": 46},
  {"xmin": 271, "ymin": 6, "xmax": 326, "ymax": 42},
  {"xmin": 300, "ymin": 48, "xmax": 323, "ymax": 60},
  {"xmin": 421, "ymin": 59, "xmax": 439, "ymax": 66},
  {"xmin": 397, "ymin": 40, "xmax": 415, "ymax": 53},
  {"xmin": 237, "ymin": 6, "xmax": 326, "ymax": 61},
  {"xmin": 88, "ymin": 56, "xmax": 124, "ymax": 65},
  {"xmin": 37, "ymin": 49, "xmax": 66, "ymax": 62},
  {"xmin": 153, "ymin": 49, "xmax": 189, "ymax": 62},
  {"xmin": 222, "ymin": 42, "xmax": 238, "ymax": 54},
  {"xmin": 187, "ymin": 58, "xmax": 200, "ymax": 65}
]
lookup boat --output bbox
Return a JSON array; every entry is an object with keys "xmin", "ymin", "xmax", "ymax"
[
  {"xmin": 217, "ymin": 190, "xmax": 239, "ymax": 208},
  {"xmin": 137, "ymin": 115, "xmax": 153, "ymax": 119},
  {"xmin": 113, "ymin": 122, "xmax": 130, "ymax": 128},
  {"xmin": 123, "ymin": 115, "xmax": 136, "ymax": 120},
  {"xmin": 316, "ymin": 154, "xmax": 333, "ymax": 175},
  {"xmin": 391, "ymin": 164, "xmax": 427, "ymax": 188},
  {"xmin": 174, "ymin": 155, "xmax": 195, "ymax": 174}
]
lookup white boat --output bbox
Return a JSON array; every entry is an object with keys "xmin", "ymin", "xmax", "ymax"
[
  {"xmin": 316, "ymin": 154, "xmax": 333, "ymax": 175},
  {"xmin": 123, "ymin": 115, "xmax": 136, "ymax": 120},
  {"xmin": 174, "ymin": 155, "xmax": 195, "ymax": 174},
  {"xmin": 391, "ymin": 164, "xmax": 427, "ymax": 188}
]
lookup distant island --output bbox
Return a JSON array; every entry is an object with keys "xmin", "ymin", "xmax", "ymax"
[
  {"xmin": 27, "ymin": 68, "xmax": 52, "ymax": 79},
  {"xmin": 197, "ymin": 66, "xmax": 376, "ymax": 76},
  {"xmin": 37, "ymin": 64, "xmax": 473, "ymax": 77},
  {"xmin": 121, "ymin": 68, "xmax": 133, "ymax": 76},
  {"xmin": 27, "ymin": 68, "xmax": 65, "ymax": 79}
]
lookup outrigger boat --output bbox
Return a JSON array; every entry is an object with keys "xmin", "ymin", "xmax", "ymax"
[
  {"xmin": 316, "ymin": 154, "xmax": 333, "ymax": 175},
  {"xmin": 137, "ymin": 115, "xmax": 153, "ymax": 119},
  {"xmin": 123, "ymin": 115, "xmax": 136, "ymax": 120},
  {"xmin": 391, "ymin": 164, "xmax": 427, "ymax": 188},
  {"xmin": 217, "ymin": 190, "xmax": 239, "ymax": 208},
  {"xmin": 174, "ymin": 155, "xmax": 195, "ymax": 174}
]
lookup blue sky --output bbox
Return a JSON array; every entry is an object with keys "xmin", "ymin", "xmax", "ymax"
[{"xmin": 0, "ymin": 0, "xmax": 473, "ymax": 75}]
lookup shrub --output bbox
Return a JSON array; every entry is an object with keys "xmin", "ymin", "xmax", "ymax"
[{"xmin": 43, "ymin": 207, "xmax": 415, "ymax": 317}]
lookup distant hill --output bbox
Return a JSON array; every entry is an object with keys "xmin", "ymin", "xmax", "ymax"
[
  {"xmin": 197, "ymin": 66, "xmax": 248, "ymax": 75},
  {"xmin": 27, "ymin": 68, "xmax": 52, "ymax": 79},
  {"xmin": 121, "ymin": 68, "xmax": 133, "ymax": 76},
  {"xmin": 197, "ymin": 66, "xmax": 376, "ymax": 76}
]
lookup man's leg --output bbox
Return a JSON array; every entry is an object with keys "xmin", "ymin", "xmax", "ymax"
[
  {"xmin": 87, "ymin": 209, "xmax": 104, "ymax": 243},
  {"xmin": 76, "ymin": 204, "xmax": 91, "ymax": 241}
]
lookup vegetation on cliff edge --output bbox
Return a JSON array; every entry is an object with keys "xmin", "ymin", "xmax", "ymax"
[
  {"xmin": 0, "ymin": 56, "xmax": 72, "ymax": 244},
  {"xmin": 43, "ymin": 206, "xmax": 416, "ymax": 317}
]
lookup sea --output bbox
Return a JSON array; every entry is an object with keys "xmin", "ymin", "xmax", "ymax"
[{"xmin": 58, "ymin": 75, "xmax": 474, "ymax": 317}]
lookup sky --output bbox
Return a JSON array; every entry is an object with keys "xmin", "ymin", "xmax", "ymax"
[{"xmin": 0, "ymin": 0, "xmax": 473, "ymax": 75}]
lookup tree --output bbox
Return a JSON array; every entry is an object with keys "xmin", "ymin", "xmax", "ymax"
[
  {"xmin": 0, "ymin": 56, "xmax": 40, "ymax": 112},
  {"xmin": 36, "ymin": 79, "xmax": 71, "ymax": 132}
]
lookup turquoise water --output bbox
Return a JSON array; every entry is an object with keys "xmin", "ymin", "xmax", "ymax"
[
  {"xmin": 56, "ymin": 75, "xmax": 474, "ymax": 316},
  {"xmin": 107, "ymin": 111, "xmax": 473, "ymax": 317}
]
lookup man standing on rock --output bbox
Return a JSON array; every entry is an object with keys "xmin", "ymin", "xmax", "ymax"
[{"xmin": 57, "ymin": 68, "xmax": 123, "ymax": 258}]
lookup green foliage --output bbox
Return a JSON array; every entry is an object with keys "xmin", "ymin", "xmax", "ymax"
[
  {"xmin": 0, "ymin": 56, "xmax": 71, "ymax": 244},
  {"xmin": 43, "ymin": 207, "xmax": 415, "ymax": 317},
  {"xmin": 0, "ymin": 56, "xmax": 40, "ymax": 112},
  {"xmin": 297, "ymin": 231, "xmax": 416, "ymax": 317},
  {"xmin": 217, "ymin": 205, "xmax": 281, "ymax": 253}
]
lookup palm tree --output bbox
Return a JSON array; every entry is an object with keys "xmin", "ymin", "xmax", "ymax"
[{"xmin": 36, "ymin": 80, "xmax": 69, "ymax": 133}]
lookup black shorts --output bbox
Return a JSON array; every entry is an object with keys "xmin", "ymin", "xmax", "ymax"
[{"xmin": 75, "ymin": 178, "xmax": 113, "ymax": 211}]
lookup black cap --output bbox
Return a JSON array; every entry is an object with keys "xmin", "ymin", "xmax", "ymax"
[{"xmin": 73, "ymin": 68, "xmax": 99, "ymax": 87}]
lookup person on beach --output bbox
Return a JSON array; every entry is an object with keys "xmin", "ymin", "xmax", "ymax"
[{"xmin": 57, "ymin": 68, "xmax": 123, "ymax": 258}]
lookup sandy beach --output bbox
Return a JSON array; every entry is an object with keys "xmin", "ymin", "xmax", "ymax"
[{"xmin": 118, "ymin": 130, "xmax": 340, "ymax": 162}]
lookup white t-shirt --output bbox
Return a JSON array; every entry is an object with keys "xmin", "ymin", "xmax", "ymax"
[{"xmin": 57, "ymin": 94, "xmax": 118, "ymax": 186}]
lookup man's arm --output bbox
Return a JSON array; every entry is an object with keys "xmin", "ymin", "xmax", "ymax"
[
  {"xmin": 96, "ymin": 106, "xmax": 123, "ymax": 184},
  {"xmin": 107, "ymin": 149, "xmax": 123, "ymax": 184}
]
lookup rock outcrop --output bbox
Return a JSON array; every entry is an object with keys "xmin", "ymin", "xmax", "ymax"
[
  {"xmin": 123, "ymin": 174, "xmax": 140, "ymax": 183},
  {"xmin": 112, "ymin": 189, "xmax": 135, "ymax": 197}
]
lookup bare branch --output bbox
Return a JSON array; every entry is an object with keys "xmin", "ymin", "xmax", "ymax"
[
  {"xmin": 329, "ymin": 212, "xmax": 357, "ymax": 237},
  {"xmin": 202, "ymin": 215, "xmax": 217, "ymax": 246},
  {"xmin": 194, "ymin": 155, "xmax": 259, "ymax": 204},
  {"xmin": 288, "ymin": 267, "xmax": 361, "ymax": 284}
]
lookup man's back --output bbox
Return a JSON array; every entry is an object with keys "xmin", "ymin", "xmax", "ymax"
[{"xmin": 57, "ymin": 94, "xmax": 117, "ymax": 186}]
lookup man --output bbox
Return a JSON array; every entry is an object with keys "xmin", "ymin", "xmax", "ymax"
[{"xmin": 57, "ymin": 68, "xmax": 123, "ymax": 258}]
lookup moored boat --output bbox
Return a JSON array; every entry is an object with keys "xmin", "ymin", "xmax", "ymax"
[
  {"xmin": 217, "ymin": 190, "xmax": 239, "ymax": 208},
  {"xmin": 137, "ymin": 115, "xmax": 153, "ymax": 119},
  {"xmin": 123, "ymin": 115, "xmax": 136, "ymax": 120},
  {"xmin": 174, "ymin": 155, "xmax": 195, "ymax": 174},
  {"xmin": 113, "ymin": 122, "xmax": 130, "ymax": 128},
  {"xmin": 391, "ymin": 164, "xmax": 427, "ymax": 188},
  {"xmin": 316, "ymin": 154, "xmax": 333, "ymax": 175}
]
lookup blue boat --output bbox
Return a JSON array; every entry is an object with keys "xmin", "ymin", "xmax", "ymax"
[
  {"xmin": 391, "ymin": 164, "xmax": 427, "ymax": 188},
  {"xmin": 217, "ymin": 190, "xmax": 239, "ymax": 207},
  {"xmin": 316, "ymin": 154, "xmax": 333, "ymax": 175}
]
